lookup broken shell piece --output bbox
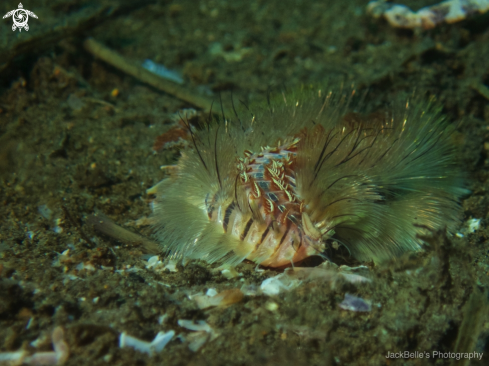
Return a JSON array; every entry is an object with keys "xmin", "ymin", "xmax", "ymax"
[
  {"xmin": 192, "ymin": 288, "xmax": 244, "ymax": 309},
  {"xmin": 0, "ymin": 351, "xmax": 25, "ymax": 364},
  {"xmin": 75, "ymin": 262, "xmax": 96, "ymax": 272},
  {"xmin": 206, "ymin": 288, "xmax": 218, "ymax": 296},
  {"xmin": 146, "ymin": 256, "xmax": 179, "ymax": 272},
  {"xmin": 22, "ymin": 352, "xmax": 60, "ymax": 365},
  {"xmin": 367, "ymin": 0, "xmax": 489, "ymax": 29},
  {"xmin": 467, "ymin": 218, "xmax": 481, "ymax": 233},
  {"xmin": 186, "ymin": 332, "xmax": 210, "ymax": 352},
  {"xmin": 151, "ymin": 331, "xmax": 175, "ymax": 353},
  {"xmin": 177, "ymin": 320, "xmax": 217, "ymax": 335},
  {"xmin": 339, "ymin": 273, "xmax": 372, "ymax": 284},
  {"xmin": 52, "ymin": 327, "xmax": 69, "ymax": 363},
  {"xmin": 339, "ymin": 293, "xmax": 372, "ymax": 312},
  {"xmin": 287, "ymin": 265, "xmax": 371, "ymax": 286},
  {"xmin": 52, "ymin": 249, "xmax": 73, "ymax": 267},
  {"xmin": 258, "ymin": 266, "xmax": 371, "ymax": 296},
  {"xmin": 0, "ymin": 326, "xmax": 69, "ymax": 365},
  {"xmin": 146, "ymin": 256, "xmax": 160, "ymax": 268},
  {"xmin": 141, "ymin": 59, "xmax": 184, "ymax": 85},
  {"xmin": 220, "ymin": 267, "xmax": 242, "ymax": 279},
  {"xmin": 240, "ymin": 284, "xmax": 260, "ymax": 296},
  {"xmin": 119, "ymin": 330, "xmax": 175, "ymax": 355},
  {"xmin": 177, "ymin": 320, "xmax": 219, "ymax": 352},
  {"xmin": 456, "ymin": 217, "xmax": 482, "ymax": 237},
  {"xmin": 260, "ymin": 273, "xmax": 302, "ymax": 296}
]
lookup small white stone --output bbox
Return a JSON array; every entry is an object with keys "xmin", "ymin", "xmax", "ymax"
[
  {"xmin": 220, "ymin": 268, "xmax": 242, "ymax": 279},
  {"xmin": 205, "ymin": 288, "xmax": 218, "ymax": 297},
  {"xmin": 119, "ymin": 330, "xmax": 174, "ymax": 355},
  {"xmin": 264, "ymin": 301, "xmax": 279, "ymax": 311},
  {"xmin": 467, "ymin": 218, "xmax": 481, "ymax": 233}
]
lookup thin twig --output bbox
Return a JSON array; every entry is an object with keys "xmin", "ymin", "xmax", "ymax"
[
  {"xmin": 62, "ymin": 206, "xmax": 96, "ymax": 247},
  {"xmin": 83, "ymin": 38, "xmax": 219, "ymax": 113},
  {"xmin": 87, "ymin": 213, "xmax": 160, "ymax": 254}
]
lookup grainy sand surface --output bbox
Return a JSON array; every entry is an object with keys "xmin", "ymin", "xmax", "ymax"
[{"xmin": 1, "ymin": 1, "xmax": 489, "ymax": 365}]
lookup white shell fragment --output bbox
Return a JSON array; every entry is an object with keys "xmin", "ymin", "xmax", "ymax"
[
  {"xmin": 367, "ymin": 0, "xmax": 489, "ymax": 29},
  {"xmin": 260, "ymin": 273, "xmax": 301, "ymax": 296},
  {"xmin": 142, "ymin": 59, "xmax": 184, "ymax": 84},
  {"xmin": 206, "ymin": 288, "xmax": 218, "ymax": 297},
  {"xmin": 0, "ymin": 351, "xmax": 24, "ymax": 363},
  {"xmin": 0, "ymin": 326, "xmax": 69, "ymax": 365},
  {"xmin": 259, "ymin": 265, "xmax": 371, "ymax": 296},
  {"xmin": 220, "ymin": 267, "xmax": 242, "ymax": 279},
  {"xmin": 38, "ymin": 204, "xmax": 53, "ymax": 220},
  {"xmin": 467, "ymin": 218, "xmax": 481, "ymax": 233},
  {"xmin": 456, "ymin": 217, "xmax": 482, "ymax": 237},
  {"xmin": 119, "ymin": 330, "xmax": 175, "ymax": 355},
  {"xmin": 52, "ymin": 249, "xmax": 72, "ymax": 267},
  {"xmin": 177, "ymin": 320, "xmax": 214, "ymax": 333},
  {"xmin": 240, "ymin": 284, "xmax": 260, "ymax": 296},
  {"xmin": 339, "ymin": 293, "xmax": 372, "ymax": 312},
  {"xmin": 145, "ymin": 256, "xmax": 178, "ymax": 272},
  {"xmin": 177, "ymin": 320, "xmax": 219, "ymax": 352},
  {"xmin": 185, "ymin": 332, "xmax": 210, "ymax": 352},
  {"xmin": 151, "ymin": 331, "xmax": 175, "ymax": 353}
]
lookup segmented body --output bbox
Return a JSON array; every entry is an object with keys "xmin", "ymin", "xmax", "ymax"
[
  {"xmin": 149, "ymin": 89, "xmax": 466, "ymax": 268},
  {"xmin": 205, "ymin": 138, "xmax": 324, "ymax": 267}
]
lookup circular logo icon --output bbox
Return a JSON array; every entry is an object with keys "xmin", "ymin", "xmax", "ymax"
[
  {"xmin": 12, "ymin": 8, "xmax": 29, "ymax": 31},
  {"xmin": 3, "ymin": 3, "xmax": 38, "ymax": 32}
]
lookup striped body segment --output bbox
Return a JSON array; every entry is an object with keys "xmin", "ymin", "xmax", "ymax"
[{"xmin": 205, "ymin": 138, "xmax": 325, "ymax": 267}]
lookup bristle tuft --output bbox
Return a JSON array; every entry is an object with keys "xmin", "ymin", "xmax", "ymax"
[{"xmin": 150, "ymin": 88, "xmax": 467, "ymax": 267}]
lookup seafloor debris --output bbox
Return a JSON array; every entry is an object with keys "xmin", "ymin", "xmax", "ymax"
[
  {"xmin": 367, "ymin": 0, "xmax": 489, "ymax": 29},
  {"xmin": 191, "ymin": 288, "xmax": 244, "ymax": 309},
  {"xmin": 142, "ymin": 59, "xmax": 184, "ymax": 84},
  {"xmin": 0, "ymin": 327, "xmax": 69, "ymax": 366},
  {"xmin": 37, "ymin": 204, "xmax": 64, "ymax": 234},
  {"xmin": 208, "ymin": 42, "xmax": 252, "ymax": 63},
  {"xmin": 83, "ymin": 38, "xmax": 216, "ymax": 113},
  {"xmin": 259, "ymin": 273, "xmax": 301, "ymax": 296},
  {"xmin": 119, "ymin": 330, "xmax": 175, "ymax": 355},
  {"xmin": 257, "ymin": 265, "xmax": 371, "ymax": 297},
  {"xmin": 183, "ymin": 263, "xmax": 371, "ymax": 311},
  {"xmin": 456, "ymin": 217, "xmax": 482, "ymax": 237},
  {"xmin": 87, "ymin": 213, "xmax": 160, "ymax": 253},
  {"xmin": 219, "ymin": 267, "xmax": 242, "ymax": 279},
  {"xmin": 146, "ymin": 256, "xmax": 179, "ymax": 273},
  {"xmin": 177, "ymin": 320, "xmax": 219, "ymax": 352},
  {"xmin": 466, "ymin": 218, "xmax": 481, "ymax": 233},
  {"xmin": 338, "ymin": 293, "xmax": 372, "ymax": 312}
]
